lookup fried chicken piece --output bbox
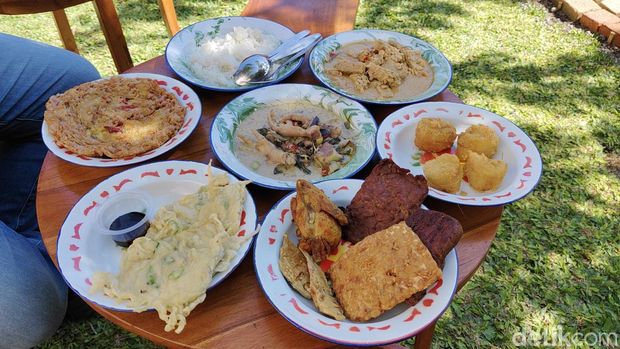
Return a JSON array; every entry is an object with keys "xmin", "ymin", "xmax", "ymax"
[
  {"xmin": 343, "ymin": 159, "xmax": 428, "ymax": 243},
  {"xmin": 291, "ymin": 179, "xmax": 348, "ymax": 262}
]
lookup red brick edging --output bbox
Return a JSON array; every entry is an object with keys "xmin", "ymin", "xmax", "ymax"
[{"xmin": 552, "ymin": 0, "xmax": 620, "ymax": 47}]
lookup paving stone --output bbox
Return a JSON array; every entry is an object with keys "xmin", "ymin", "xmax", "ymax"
[
  {"xmin": 600, "ymin": 21, "xmax": 620, "ymax": 38},
  {"xmin": 562, "ymin": 0, "xmax": 602, "ymax": 20},
  {"xmin": 580, "ymin": 8, "xmax": 620, "ymax": 31},
  {"xmin": 600, "ymin": 0, "xmax": 620, "ymax": 14}
]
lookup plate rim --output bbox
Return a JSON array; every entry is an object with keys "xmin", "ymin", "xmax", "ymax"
[
  {"xmin": 253, "ymin": 178, "xmax": 459, "ymax": 346},
  {"xmin": 209, "ymin": 83, "xmax": 378, "ymax": 190},
  {"xmin": 164, "ymin": 15, "xmax": 304, "ymax": 92},
  {"xmin": 376, "ymin": 101, "xmax": 544, "ymax": 206},
  {"xmin": 309, "ymin": 28, "xmax": 453, "ymax": 105},
  {"xmin": 41, "ymin": 72, "xmax": 203, "ymax": 168},
  {"xmin": 55, "ymin": 160, "xmax": 258, "ymax": 312}
]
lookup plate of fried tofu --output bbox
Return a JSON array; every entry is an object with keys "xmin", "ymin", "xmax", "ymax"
[{"xmin": 254, "ymin": 160, "xmax": 462, "ymax": 346}]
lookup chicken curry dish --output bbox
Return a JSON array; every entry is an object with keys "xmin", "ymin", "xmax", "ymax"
[
  {"xmin": 324, "ymin": 39, "xmax": 434, "ymax": 100},
  {"xmin": 235, "ymin": 102, "xmax": 356, "ymax": 180}
]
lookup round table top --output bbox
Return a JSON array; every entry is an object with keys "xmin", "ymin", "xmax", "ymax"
[{"xmin": 36, "ymin": 1, "xmax": 502, "ymax": 348}]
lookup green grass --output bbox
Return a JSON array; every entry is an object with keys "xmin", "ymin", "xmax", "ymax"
[{"xmin": 2, "ymin": 0, "xmax": 619, "ymax": 348}]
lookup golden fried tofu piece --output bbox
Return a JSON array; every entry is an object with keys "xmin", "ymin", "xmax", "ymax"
[
  {"xmin": 279, "ymin": 235, "xmax": 311, "ymax": 299},
  {"xmin": 415, "ymin": 118, "xmax": 457, "ymax": 152},
  {"xmin": 291, "ymin": 180, "xmax": 348, "ymax": 263},
  {"xmin": 301, "ymin": 251, "xmax": 345, "ymax": 320},
  {"xmin": 464, "ymin": 152, "xmax": 508, "ymax": 191},
  {"xmin": 423, "ymin": 153, "xmax": 463, "ymax": 193},
  {"xmin": 456, "ymin": 124, "xmax": 499, "ymax": 161},
  {"xmin": 329, "ymin": 221, "xmax": 442, "ymax": 322}
]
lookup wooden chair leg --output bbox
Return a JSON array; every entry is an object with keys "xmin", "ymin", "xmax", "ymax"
[
  {"xmin": 91, "ymin": 0, "xmax": 133, "ymax": 73},
  {"xmin": 414, "ymin": 321, "xmax": 437, "ymax": 349},
  {"xmin": 158, "ymin": 0, "xmax": 179, "ymax": 36},
  {"xmin": 52, "ymin": 9, "xmax": 79, "ymax": 54}
]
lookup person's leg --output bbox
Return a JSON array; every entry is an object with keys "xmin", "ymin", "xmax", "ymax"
[
  {"xmin": 0, "ymin": 34, "xmax": 100, "ymax": 348},
  {"xmin": 0, "ymin": 33, "xmax": 100, "ymax": 242},
  {"xmin": 0, "ymin": 221, "xmax": 68, "ymax": 349}
]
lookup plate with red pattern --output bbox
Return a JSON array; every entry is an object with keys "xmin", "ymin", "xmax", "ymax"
[
  {"xmin": 42, "ymin": 73, "xmax": 202, "ymax": 167},
  {"xmin": 254, "ymin": 179, "xmax": 458, "ymax": 346},
  {"xmin": 376, "ymin": 102, "xmax": 542, "ymax": 206},
  {"xmin": 56, "ymin": 160, "xmax": 257, "ymax": 311}
]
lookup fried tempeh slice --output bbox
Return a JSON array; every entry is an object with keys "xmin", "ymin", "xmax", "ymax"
[
  {"xmin": 344, "ymin": 159, "xmax": 428, "ymax": 243},
  {"xmin": 301, "ymin": 250, "xmax": 345, "ymax": 320},
  {"xmin": 329, "ymin": 221, "xmax": 441, "ymax": 322},
  {"xmin": 279, "ymin": 235, "xmax": 311, "ymax": 299}
]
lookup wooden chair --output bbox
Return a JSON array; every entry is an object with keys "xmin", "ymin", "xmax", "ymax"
[{"xmin": 0, "ymin": 0, "xmax": 180, "ymax": 73}]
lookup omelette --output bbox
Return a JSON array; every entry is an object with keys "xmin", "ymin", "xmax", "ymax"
[{"xmin": 91, "ymin": 171, "xmax": 248, "ymax": 333}]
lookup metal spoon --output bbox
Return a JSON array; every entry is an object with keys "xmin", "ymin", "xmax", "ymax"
[
  {"xmin": 235, "ymin": 33, "xmax": 322, "ymax": 86},
  {"xmin": 233, "ymin": 30, "xmax": 320, "ymax": 86},
  {"xmin": 232, "ymin": 30, "xmax": 310, "ymax": 85}
]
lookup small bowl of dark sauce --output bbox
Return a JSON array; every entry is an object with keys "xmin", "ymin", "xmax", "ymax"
[{"xmin": 95, "ymin": 192, "xmax": 153, "ymax": 247}]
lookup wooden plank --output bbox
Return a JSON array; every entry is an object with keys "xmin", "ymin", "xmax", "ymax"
[
  {"xmin": 158, "ymin": 0, "xmax": 180, "ymax": 36},
  {"xmin": 52, "ymin": 9, "xmax": 79, "ymax": 53},
  {"xmin": 242, "ymin": 0, "xmax": 360, "ymax": 36},
  {"xmin": 92, "ymin": 0, "xmax": 133, "ymax": 72}
]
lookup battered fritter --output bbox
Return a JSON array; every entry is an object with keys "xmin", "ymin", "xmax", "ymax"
[
  {"xmin": 291, "ymin": 179, "xmax": 348, "ymax": 262},
  {"xmin": 45, "ymin": 77, "xmax": 185, "ymax": 158},
  {"xmin": 329, "ymin": 221, "xmax": 442, "ymax": 322},
  {"xmin": 343, "ymin": 159, "xmax": 428, "ymax": 243}
]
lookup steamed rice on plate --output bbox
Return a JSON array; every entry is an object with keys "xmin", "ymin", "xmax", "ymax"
[{"xmin": 188, "ymin": 27, "xmax": 280, "ymax": 87}]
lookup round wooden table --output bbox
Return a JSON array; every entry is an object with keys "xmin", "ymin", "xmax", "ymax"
[{"xmin": 36, "ymin": 1, "xmax": 502, "ymax": 348}]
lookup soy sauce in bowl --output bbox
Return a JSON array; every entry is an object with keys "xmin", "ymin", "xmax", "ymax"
[
  {"xmin": 109, "ymin": 212, "xmax": 150, "ymax": 247},
  {"xmin": 95, "ymin": 192, "xmax": 153, "ymax": 247}
]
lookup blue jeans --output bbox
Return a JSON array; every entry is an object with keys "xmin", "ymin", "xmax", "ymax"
[{"xmin": 0, "ymin": 33, "xmax": 100, "ymax": 349}]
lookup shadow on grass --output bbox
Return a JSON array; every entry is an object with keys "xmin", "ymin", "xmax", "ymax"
[{"xmin": 358, "ymin": 0, "xmax": 469, "ymax": 33}]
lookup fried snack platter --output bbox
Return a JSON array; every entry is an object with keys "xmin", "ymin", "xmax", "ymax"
[
  {"xmin": 254, "ymin": 178, "xmax": 458, "ymax": 346},
  {"xmin": 56, "ymin": 161, "xmax": 257, "ymax": 319},
  {"xmin": 376, "ymin": 101, "xmax": 543, "ymax": 206},
  {"xmin": 41, "ymin": 73, "xmax": 202, "ymax": 167}
]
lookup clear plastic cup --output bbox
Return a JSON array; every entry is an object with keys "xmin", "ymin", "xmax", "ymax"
[{"xmin": 95, "ymin": 192, "xmax": 153, "ymax": 247}]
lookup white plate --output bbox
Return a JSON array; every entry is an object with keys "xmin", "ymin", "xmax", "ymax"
[
  {"xmin": 254, "ymin": 179, "xmax": 458, "ymax": 346},
  {"xmin": 376, "ymin": 102, "xmax": 543, "ymax": 206},
  {"xmin": 309, "ymin": 29, "xmax": 452, "ymax": 105},
  {"xmin": 42, "ymin": 73, "xmax": 202, "ymax": 167},
  {"xmin": 165, "ymin": 16, "xmax": 304, "ymax": 92},
  {"xmin": 210, "ymin": 84, "xmax": 377, "ymax": 190},
  {"xmin": 56, "ymin": 161, "xmax": 257, "ymax": 312}
]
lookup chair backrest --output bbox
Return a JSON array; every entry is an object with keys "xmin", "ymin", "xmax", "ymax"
[
  {"xmin": 0, "ymin": 0, "xmax": 132, "ymax": 72},
  {"xmin": 0, "ymin": 0, "xmax": 90, "ymax": 15}
]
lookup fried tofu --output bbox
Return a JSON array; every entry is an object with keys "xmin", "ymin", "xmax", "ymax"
[
  {"xmin": 291, "ymin": 180, "xmax": 348, "ymax": 262},
  {"xmin": 329, "ymin": 221, "xmax": 442, "ymax": 322}
]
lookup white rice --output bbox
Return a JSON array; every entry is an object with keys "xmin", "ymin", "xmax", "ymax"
[{"xmin": 188, "ymin": 26, "xmax": 281, "ymax": 87}]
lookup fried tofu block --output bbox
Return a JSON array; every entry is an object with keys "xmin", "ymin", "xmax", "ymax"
[
  {"xmin": 279, "ymin": 235, "xmax": 311, "ymax": 299},
  {"xmin": 423, "ymin": 153, "xmax": 463, "ymax": 194},
  {"xmin": 302, "ymin": 251, "xmax": 345, "ymax": 320},
  {"xmin": 344, "ymin": 159, "xmax": 428, "ymax": 243},
  {"xmin": 330, "ymin": 222, "xmax": 442, "ymax": 322}
]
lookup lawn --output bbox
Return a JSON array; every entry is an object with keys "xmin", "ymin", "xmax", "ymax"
[{"xmin": 1, "ymin": 0, "xmax": 618, "ymax": 348}]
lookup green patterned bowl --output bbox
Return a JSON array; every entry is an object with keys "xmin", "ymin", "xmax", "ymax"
[
  {"xmin": 210, "ymin": 84, "xmax": 377, "ymax": 190},
  {"xmin": 165, "ymin": 16, "xmax": 303, "ymax": 92},
  {"xmin": 309, "ymin": 29, "xmax": 452, "ymax": 105}
]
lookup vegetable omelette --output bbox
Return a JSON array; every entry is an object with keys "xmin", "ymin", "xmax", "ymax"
[
  {"xmin": 91, "ymin": 171, "xmax": 249, "ymax": 333},
  {"xmin": 44, "ymin": 77, "xmax": 185, "ymax": 158}
]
